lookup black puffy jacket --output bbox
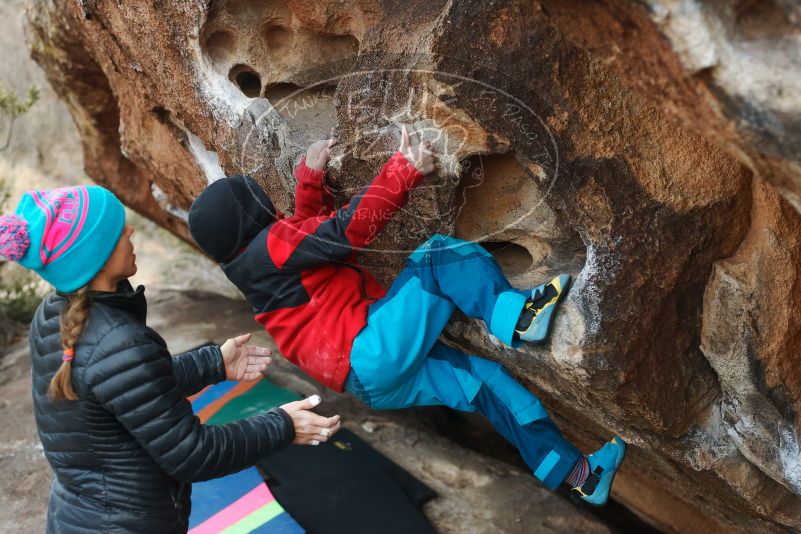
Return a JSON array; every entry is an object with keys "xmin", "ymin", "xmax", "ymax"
[{"xmin": 28, "ymin": 281, "xmax": 295, "ymax": 533}]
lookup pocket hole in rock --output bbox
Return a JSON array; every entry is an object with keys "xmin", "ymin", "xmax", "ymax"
[
  {"xmin": 205, "ymin": 31, "xmax": 235, "ymax": 64},
  {"xmin": 454, "ymin": 153, "xmax": 540, "ymax": 240},
  {"xmin": 229, "ymin": 64, "xmax": 262, "ymax": 97},
  {"xmin": 454, "ymin": 153, "xmax": 586, "ymax": 282},
  {"xmin": 152, "ymin": 106, "xmax": 170, "ymax": 124},
  {"xmin": 224, "ymin": 0, "xmax": 263, "ymax": 17},
  {"xmin": 325, "ymin": 34, "xmax": 360, "ymax": 60},
  {"xmin": 264, "ymin": 25, "xmax": 293, "ymax": 49},
  {"xmin": 481, "ymin": 241, "xmax": 533, "ymax": 276},
  {"xmin": 264, "ymin": 82, "xmax": 301, "ymax": 102},
  {"xmin": 264, "ymin": 82, "xmax": 337, "ymax": 142},
  {"xmin": 735, "ymin": 0, "xmax": 793, "ymax": 41}
]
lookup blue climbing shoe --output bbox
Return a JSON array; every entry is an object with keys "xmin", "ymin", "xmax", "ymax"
[
  {"xmin": 572, "ymin": 436, "xmax": 627, "ymax": 506},
  {"xmin": 515, "ymin": 274, "xmax": 571, "ymax": 343}
]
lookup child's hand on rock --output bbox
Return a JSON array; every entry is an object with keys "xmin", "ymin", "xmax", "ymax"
[
  {"xmin": 305, "ymin": 138, "xmax": 335, "ymax": 170},
  {"xmin": 399, "ymin": 125, "xmax": 435, "ymax": 174},
  {"xmin": 220, "ymin": 332, "xmax": 273, "ymax": 381},
  {"xmin": 280, "ymin": 394, "xmax": 341, "ymax": 445}
]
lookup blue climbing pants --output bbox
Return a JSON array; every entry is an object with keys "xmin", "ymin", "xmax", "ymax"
[{"xmin": 346, "ymin": 235, "xmax": 582, "ymax": 490}]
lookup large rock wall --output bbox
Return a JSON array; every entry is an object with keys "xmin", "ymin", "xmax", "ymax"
[
  {"xmin": 26, "ymin": 1, "xmax": 801, "ymax": 531},
  {"xmin": 537, "ymin": 0, "xmax": 801, "ymax": 212}
]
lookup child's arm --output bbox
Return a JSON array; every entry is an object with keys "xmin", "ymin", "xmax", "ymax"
[
  {"xmin": 294, "ymin": 139, "xmax": 335, "ymax": 219},
  {"xmin": 268, "ymin": 135, "xmax": 431, "ymax": 270}
]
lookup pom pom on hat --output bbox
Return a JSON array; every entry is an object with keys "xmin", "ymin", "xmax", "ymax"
[
  {"xmin": 0, "ymin": 214, "xmax": 30, "ymax": 262},
  {"xmin": 6, "ymin": 186, "xmax": 125, "ymax": 292}
]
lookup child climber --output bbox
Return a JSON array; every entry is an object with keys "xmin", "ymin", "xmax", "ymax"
[{"xmin": 189, "ymin": 127, "xmax": 627, "ymax": 504}]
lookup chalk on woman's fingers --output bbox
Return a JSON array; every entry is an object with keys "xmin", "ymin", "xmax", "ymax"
[
  {"xmin": 310, "ymin": 440, "xmax": 320, "ymax": 446},
  {"xmin": 309, "ymin": 394, "xmax": 321, "ymax": 407}
]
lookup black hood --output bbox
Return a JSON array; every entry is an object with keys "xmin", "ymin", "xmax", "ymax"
[{"xmin": 188, "ymin": 175, "xmax": 278, "ymax": 263}]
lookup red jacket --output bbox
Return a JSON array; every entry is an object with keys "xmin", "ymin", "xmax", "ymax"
[{"xmin": 221, "ymin": 152, "xmax": 424, "ymax": 391}]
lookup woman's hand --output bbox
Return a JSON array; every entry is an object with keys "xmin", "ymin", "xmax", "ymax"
[
  {"xmin": 305, "ymin": 138, "xmax": 335, "ymax": 171},
  {"xmin": 220, "ymin": 333, "xmax": 272, "ymax": 381},
  {"xmin": 280, "ymin": 394, "xmax": 341, "ymax": 445},
  {"xmin": 398, "ymin": 125, "xmax": 435, "ymax": 174}
]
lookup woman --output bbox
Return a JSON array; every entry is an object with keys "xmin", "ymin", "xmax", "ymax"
[{"xmin": 0, "ymin": 185, "xmax": 340, "ymax": 533}]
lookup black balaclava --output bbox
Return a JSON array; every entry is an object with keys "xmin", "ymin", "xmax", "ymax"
[{"xmin": 188, "ymin": 175, "xmax": 278, "ymax": 263}]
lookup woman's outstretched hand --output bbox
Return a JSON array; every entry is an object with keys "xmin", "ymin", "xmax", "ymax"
[
  {"xmin": 220, "ymin": 333, "xmax": 272, "ymax": 381},
  {"xmin": 399, "ymin": 125, "xmax": 435, "ymax": 174},
  {"xmin": 305, "ymin": 138, "xmax": 335, "ymax": 170},
  {"xmin": 280, "ymin": 394, "xmax": 341, "ymax": 445}
]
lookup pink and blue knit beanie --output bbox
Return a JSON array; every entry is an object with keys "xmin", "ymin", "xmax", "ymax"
[{"xmin": 0, "ymin": 185, "xmax": 126, "ymax": 293}]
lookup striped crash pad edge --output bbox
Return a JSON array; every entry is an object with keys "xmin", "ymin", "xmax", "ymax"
[{"xmin": 187, "ymin": 378, "xmax": 305, "ymax": 534}]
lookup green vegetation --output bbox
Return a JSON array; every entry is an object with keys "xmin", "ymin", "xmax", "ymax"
[
  {"xmin": 0, "ymin": 83, "xmax": 40, "ymax": 152},
  {"xmin": 0, "ymin": 175, "xmax": 43, "ymax": 325},
  {"xmin": 0, "ymin": 84, "xmax": 42, "ymax": 330},
  {"xmin": 0, "ymin": 266, "xmax": 42, "ymax": 323}
]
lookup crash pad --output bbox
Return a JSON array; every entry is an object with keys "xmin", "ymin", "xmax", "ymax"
[
  {"xmin": 259, "ymin": 428, "xmax": 437, "ymax": 534},
  {"xmin": 188, "ymin": 377, "xmax": 304, "ymax": 534},
  {"xmin": 186, "ymin": 358, "xmax": 437, "ymax": 534}
]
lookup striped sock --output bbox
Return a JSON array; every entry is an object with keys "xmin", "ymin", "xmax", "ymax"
[{"xmin": 565, "ymin": 456, "xmax": 590, "ymax": 489}]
